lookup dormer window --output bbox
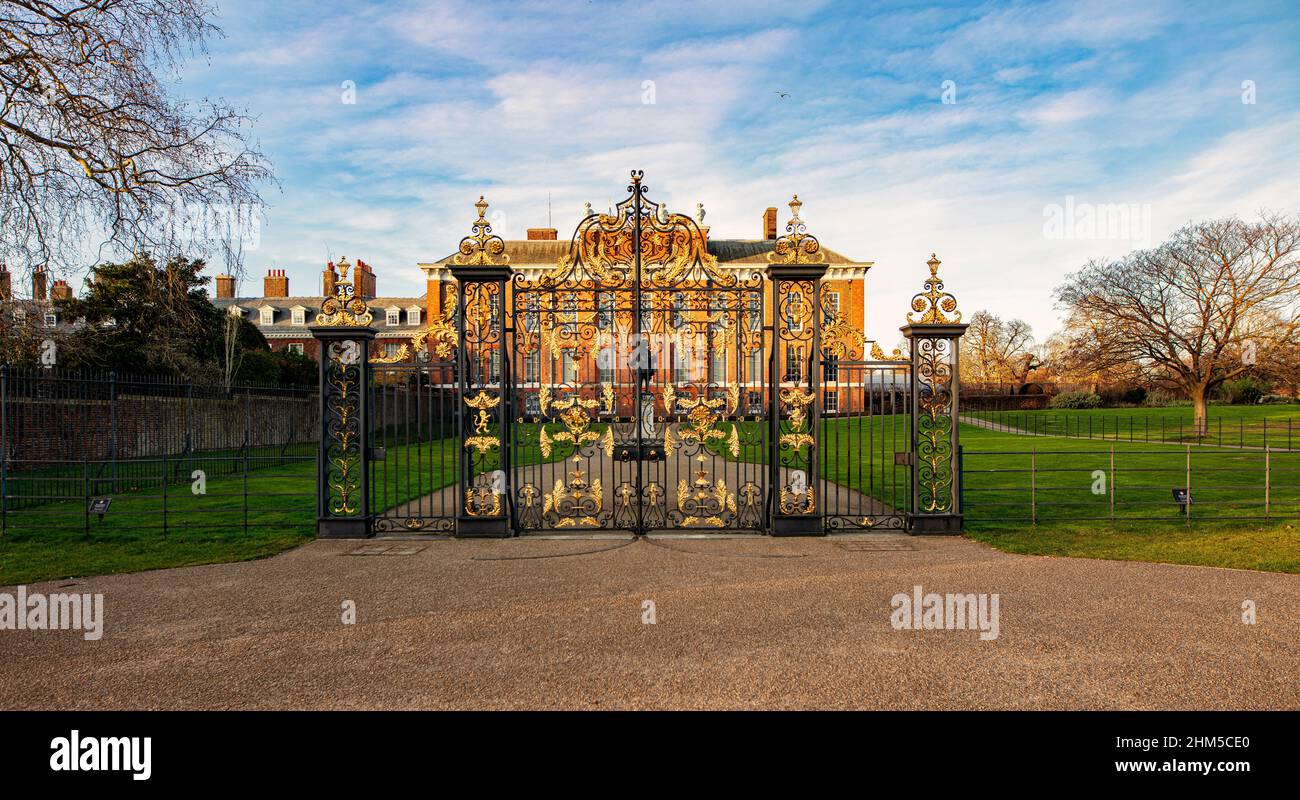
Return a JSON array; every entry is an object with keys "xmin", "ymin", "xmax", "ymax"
[
  {"xmin": 386, "ymin": 308, "xmax": 400, "ymax": 326},
  {"xmin": 259, "ymin": 307, "xmax": 275, "ymax": 325},
  {"xmin": 291, "ymin": 307, "xmax": 306, "ymax": 326},
  {"xmin": 228, "ymin": 305, "xmax": 244, "ymax": 317},
  {"xmin": 406, "ymin": 307, "xmax": 421, "ymax": 326},
  {"xmin": 43, "ymin": 312, "xmax": 57, "ymax": 328}
]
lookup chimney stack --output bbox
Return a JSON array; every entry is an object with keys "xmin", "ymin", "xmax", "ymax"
[
  {"xmin": 0, "ymin": 261, "xmax": 9, "ymax": 301},
  {"xmin": 526, "ymin": 228, "xmax": 558, "ymax": 241},
  {"xmin": 322, "ymin": 262, "xmax": 338, "ymax": 297},
  {"xmin": 215, "ymin": 274, "xmax": 235, "ymax": 299},
  {"xmin": 763, "ymin": 207, "xmax": 778, "ymax": 240},
  {"xmin": 32, "ymin": 268, "xmax": 47, "ymax": 301},
  {"xmin": 50, "ymin": 279, "xmax": 72, "ymax": 302},
  {"xmin": 263, "ymin": 268, "xmax": 289, "ymax": 298},
  {"xmin": 354, "ymin": 259, "xmax": 376, "ymax": 299}
]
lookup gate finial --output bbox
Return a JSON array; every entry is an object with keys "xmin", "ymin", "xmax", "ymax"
[
  {"xmin": 767, "ymin": 194, "xmax": 824, "ymax": 264},
  {"xmin": 453, "ymin": 196, "xmax": 510, "ymax": 267},
  {"xmin": 908, "ymin": 252, "xmax": 961, "ymax": 324}
]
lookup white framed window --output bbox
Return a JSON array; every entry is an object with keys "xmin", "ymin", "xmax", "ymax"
[
  {"xmin": 384, "ymin": 342, "xmax": 401, "ymax": 359},
  {"xmin": 824, "ymin": 390, "xmax": 839, "ymax": 414},
  {"xmin": 291, "ymin": 307, "xmax": 305, "ymax": 326},
  {"xmin": 43, "ymin": 312, "xmax": 57, "ymax": 328},
  {"xmin": 824, "ymin": 291, "xmax": 841, "ymax": 324},
  {"xmin": 786, "ymin": 344, "xmax": 804, "ymax": 382},
  {"xmin": 524, "ymin": 351, "xmax": 540, "ymax": 383},
  {"xmin": 560, "ymin": 350, "xmax": 578, "ymax": 383},
  {"xmin": 709, "ymin": 350, "xmax": 727, "ymax": 384},
  {"xmin": 407, "ymin": 307, "xmax": 421, "ymax": 326},
  {"xmin": 259, "ymin": 307, "xmax": 274, "ymax": 325},
  {"xmin": 823, "ymin": 355, "xmax": 839, "ymax": 383},
  {"xmin": 788, "ymin": 290, "xmax": 805, "ymax": 332},
  {"xmin": 386, "ymin": 308, "xmax": 400, "ymax": 326},
  {"xmin": 287, "ymin": 342, "xmax": 305, "ymax": 356}
]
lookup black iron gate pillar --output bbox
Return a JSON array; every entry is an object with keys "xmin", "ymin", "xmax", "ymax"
[
  {"xmin": 766, "ymin": 195, "xmax": 827, "ymax": 536},
  {"xmin": 310, "ymin": 257, "xmax": 377, "ymax": 538},
  {"xmin": 901, "ymin": 254, "xmax": 968, "ymax": 534},
  {"xmin": 450, "ymin": 196, "xmax": 513, "ymax": 537}
]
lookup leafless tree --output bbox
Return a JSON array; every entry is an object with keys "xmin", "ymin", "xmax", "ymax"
[
  {"xmin": 0, "ymin": 0, "xmax": 272, "ymax": 284},
  {"xmin": 960, "ymin": 309, "xmax": 1039, "ymax": 389},
  {"xmin": 1054, "ymin": 212, "xmax": 1300, "ymax": 432}
]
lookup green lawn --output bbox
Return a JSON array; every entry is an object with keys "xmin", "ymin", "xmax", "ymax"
[
  {"xmin": 967, "ymin": 521, "xmax": 1300, "ymax": 574},
  {"xmin": 965, "ymin": 403, "xmax": 1300, "ymax": 450},
  {"xmin": 0, "ymin": 458, "xmax": 316, "ymax": 586}
]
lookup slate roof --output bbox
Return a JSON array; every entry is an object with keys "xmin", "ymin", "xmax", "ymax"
[{"xmin": 213, "ymin": 294, "xmax": 426, "ymax": 332}]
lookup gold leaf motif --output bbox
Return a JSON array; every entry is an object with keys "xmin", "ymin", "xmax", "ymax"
[{"xmin": 907, "ymin": 253, "xmax": 961, "ymax": 324}]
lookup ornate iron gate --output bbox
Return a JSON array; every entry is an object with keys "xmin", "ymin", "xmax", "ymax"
[
  {"xmin": 507, "ymin": 172, "xmax": 768, "ymax": 534},
  {"xmin": 309, "ymin": 173, "xmax": 969, "ymax": 539}
]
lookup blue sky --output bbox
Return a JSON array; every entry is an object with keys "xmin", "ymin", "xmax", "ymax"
[{"xmin": 180, "ymin": 0, "xmax": 1300, "ymax": 341}]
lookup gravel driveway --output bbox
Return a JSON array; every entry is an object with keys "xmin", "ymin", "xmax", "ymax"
[{"xmin": 1, "ymin": 535, "xmax": 1295, "ymax": 709}]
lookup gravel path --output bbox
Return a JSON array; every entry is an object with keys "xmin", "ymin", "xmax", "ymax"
[{"xmin": 1, "ymin": 536, "xmax": 1296, "ymax": 710}]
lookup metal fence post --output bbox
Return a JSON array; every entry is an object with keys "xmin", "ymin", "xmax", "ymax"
[
  {"xmin": 1264, "ymin": 446, "xmax": 1270, "ymax": 518},
  {"xmin": 1185, "ymin": 445, "xmax": 1192, "ymax": 524},
  {"xmin": 1030, "ymin": 446, "xmax": 1037, "ymax": 526},
  {"xmin": 1109, "ymin": 445, "xmax": 1115, "ymax": 522}
]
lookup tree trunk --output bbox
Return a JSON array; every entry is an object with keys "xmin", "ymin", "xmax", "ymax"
[{"xmin": 1190, "ymin": 383, "xmax": 1210, "ymax": 436}]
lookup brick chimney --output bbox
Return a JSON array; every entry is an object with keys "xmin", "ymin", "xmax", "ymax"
[
  {"xmin": 215, "ymin": 274, "xmax": 235, "ymax": 299},
  {"xmin": 322, "ymin": 262, "xmax": 338, "ymax": 297},
  {"xmin": 763, "ymin": 207, "xmax": 778, "ymax": 240},
  {"xmin": 526, "ymin": 228, "xmax": 558, "ymax": 240},
  {"xmin": 50, "ymin": 279, "xmax": 72, "ymax": 302},
  {"xmin": 32, "ymin": 268, "xmax": 47, "ymax": 301},
  {"xmin": 354, "ymin": 259, "xmax": 376, "ymax": 299},
  {"xmin": 263, "ymin": 268, "xmax": 288, "ymax": 298},
  {"xmin": 0, "ymin": 261, "xmax": 9, "ymax": 301}
]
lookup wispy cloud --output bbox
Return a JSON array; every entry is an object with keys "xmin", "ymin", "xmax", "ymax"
[{"xmin": 181, "ymin": 0, "xmax": 1300, "ymax": 337}]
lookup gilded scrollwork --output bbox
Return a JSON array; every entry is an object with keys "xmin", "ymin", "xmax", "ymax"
[
  {"xmin": 915, "ymin": 336, "xmax": 955, "ymax": 512},
  {"xmin": 323, "ymin": 342, "xmax": 363, "ymax": 515},
  {"xmin": 315, "ymin": 257, "xmax": 374, "ymax": 327},
  {"xmin": 767, "ymin": 195, "xmax": 825, "ymax": 266},
  {"xmin": 908, "ymin": 253, "xmax": 961, "ymax": 324}
]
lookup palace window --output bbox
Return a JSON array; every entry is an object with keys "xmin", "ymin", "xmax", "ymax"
[
  {"xmin": 824, "ymin": 291, "xmax": 840, "ymax": 324},
  {"xmin": 787, "ymin": 290, "xmax": 805, "ymax": 332},
  {"xmin": 386, "ymin": 308, "xmax": 400, "ymax": 326},
  {"xmin": 823, "ymin": 355, "xmax": 839, "ymax": 383},
  {"xmin": 748, "ymin": 347, "xmax": 764, "ymax": 383},
  {"xmin": 786, "ymin": 345, "xmax": 804, "ymax": 382},
  {"xmin": 407, "ymin": 307, "xmax": 421, "ymax": 326},
  {"xmin": 287, "ymin": 343, "xmax": 305, "ymax": 356},
  {"xmin": 523, "ymin": 296, "xmax": 539, "ymax": 332},
  {"xmin": 43, "ymin": 312, "xmax": 57, "ymax": 328},
  {"xmin": 560, "ymin": 350, "xmax": 578, "ymax": 383},
  {"xmin": 524, "ymin": 350, "xmax": 540, "ymax": 383},
  {"xmin": 259, "ymin": 307, "xmax": 274, "ymax": 325},
  {"xmin": 824, "ymin": 390, "xmax": 839, "ymax": 415},
  {"xmin": 384, "ymin": 342, "xmax": 401, "ymax": 359},
  {"xmin": 747, "ymin": 294, "xmax": 762, "ymax": 331},
  {"xmin": 597, "ymin": 293, "xmax": 614, "ymax": 329},
  {"xmin": 709, "ymin": 350, "xmax": 727, "ymax": 384},
  {"xmin": 291, "ymin": 307, "xmax": 305, "ymax": 326}
]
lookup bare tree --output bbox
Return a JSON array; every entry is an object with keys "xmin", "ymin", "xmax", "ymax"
[
  {"xmin": 1054, "ymin": 212, "xmax": 1300, "ymax": 433},
  {"xmin": 0, "ymin": 0, "xmax": 272, "ymax": 282},
  {"xmin": 960, "ymin": 310, "xmax": 1038, "ymax": 389}
]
